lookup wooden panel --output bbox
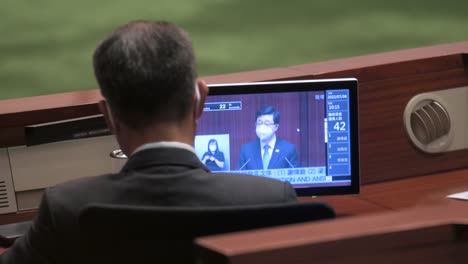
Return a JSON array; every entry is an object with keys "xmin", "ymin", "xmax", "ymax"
[
  {"xmin": 0, "ymin": 210, "xmax": 35, "ymax": 225},
  {"xmin": 0, "ymin": 90, "xmax": 102, "ymax": 144},
  {"xmin": 0, "ymin": 127, "xmax": 24, "ymax": 148},
  {"xmin": 287, "ymin": 54, "xmax": 465, "ymax": 82},
  {"xmin": 196, "ymin": 203, "xmax": 468, "ymax": 264},
  {"xmin": 286, "ymin": 41, "xmax": 467, "ymax": 76},
  {"xmin": 201, "ymin": 239, "xmax": 468, "ymax": 264},
  {"xmin": 358, "ymin": 69, "xmax": 468, "ymax": 183}
]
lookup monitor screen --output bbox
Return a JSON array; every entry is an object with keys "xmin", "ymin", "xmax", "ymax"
[{"xmin": 195, "ymin": 78, "xmax": 359, "ymax": 196}]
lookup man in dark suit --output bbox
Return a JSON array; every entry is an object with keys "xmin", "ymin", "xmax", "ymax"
[
  {"xmin": 238, "ymin": 106, "xmax": 299, "ymax": 170},
  {"xmin": 1, "ymin": 21, "xmax": 297, "ymax": 263}
]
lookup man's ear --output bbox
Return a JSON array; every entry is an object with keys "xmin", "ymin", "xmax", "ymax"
[
  {"xmin": 98, "ymin": 100, "xmax": 116, "ymax": 134},
  {"xmin": 195, "ymin": 79, "xmax": 209, "ymax": 119}
]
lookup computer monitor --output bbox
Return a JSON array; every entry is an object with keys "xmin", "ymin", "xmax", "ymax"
[{"xmin": 195, "ymin": 78, "xmax": 359, "ymax": 196}]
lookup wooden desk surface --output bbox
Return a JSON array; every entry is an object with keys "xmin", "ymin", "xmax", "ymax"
[
  {"xmin": 196, "ymin": 202, "xmax": 468, "ymax": 264},
  {"xmin": 300, "ymin": 168, "xmax": 468, "ymax": 217},
  {"xmin": 359, "ymin": 168, "xmax": 468, "ymax": 210}
]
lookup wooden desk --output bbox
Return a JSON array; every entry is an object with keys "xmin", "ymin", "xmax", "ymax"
[
  {"xmin": 297, "ymin": 169, "xmax": 468, "ymax": 217},
  {"xmin": 359, "ymin": 169, "xmax": 468, "ymax": 210},
  {"xmin": 197, "ymin": 170, "xmax": 468, "ymax": 263},
  {"xmin": 196, "ymin": 203, "xmax": 468, "ymax": 264},
  {"xmin": 197, "ymin": 178, "xmax": 468, "ymax": 264}
]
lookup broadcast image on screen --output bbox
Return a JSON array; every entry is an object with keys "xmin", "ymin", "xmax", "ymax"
[
  {"xmin": 197, "ymin": 78, "xmax": 359, "ymax": 196},
  {"xmin": 195, "ymin": 134, "xmax": 231, "ymax": 171}
]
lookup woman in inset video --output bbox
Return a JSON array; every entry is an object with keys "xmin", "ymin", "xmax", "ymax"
[{"xmin": 201, "ymin": 138, "xmax": 225, "ymax": 171}]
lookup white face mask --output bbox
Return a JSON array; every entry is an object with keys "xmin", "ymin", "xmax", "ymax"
[{"xmin": 256, "ymin": 125, "xmax": 274, "ymax": 142}]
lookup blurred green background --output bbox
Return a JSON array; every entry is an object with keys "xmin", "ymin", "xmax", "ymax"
[{"xmin": 1, "ymin": 0, "xmax": 468, "ymax": 100}]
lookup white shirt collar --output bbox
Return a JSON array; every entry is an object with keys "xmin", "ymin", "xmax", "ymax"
[{"xmin": 132, "ymin": 141, "xmax": 196, "ymax": 156}]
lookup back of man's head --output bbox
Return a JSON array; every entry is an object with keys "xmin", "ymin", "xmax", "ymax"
[{"xmin": 93, "ymin": 21, "xmax": 197, "ymax": 129}]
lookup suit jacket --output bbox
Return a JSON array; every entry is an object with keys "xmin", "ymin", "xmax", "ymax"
[
  {"xmin": 1, "ymin": 147, "xmax": 297, "ymax": 264},
  {"xmin": 238, "ymin": 137, "xmax": 299, "ymax": 170}
]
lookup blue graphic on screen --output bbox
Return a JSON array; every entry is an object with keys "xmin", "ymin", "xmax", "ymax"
[{"xmin": 326, "ymin": 90, "xmax": 351, "ymax": 178}]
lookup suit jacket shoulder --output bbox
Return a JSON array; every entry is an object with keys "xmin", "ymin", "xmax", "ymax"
[{"xmin": 1, "ymin": 147, "xmax": 297, "ymax": 264}]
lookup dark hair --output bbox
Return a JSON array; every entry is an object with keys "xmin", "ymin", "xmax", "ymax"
[
  {"xmin": 207, "ymin": 138, "xmax": 219, "ymax": 153},
  {"xmin": 256, "ymin": 106, "xmax": 280, "ymax": 124},
  {"xmin": 93, "ymin": 21, "xmax": 197, "ymax": 129}
]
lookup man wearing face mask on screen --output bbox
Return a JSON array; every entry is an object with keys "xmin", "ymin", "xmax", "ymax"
[{"xmin": 238, "ymin": 106, "xmax": 299, "ymax": 170}]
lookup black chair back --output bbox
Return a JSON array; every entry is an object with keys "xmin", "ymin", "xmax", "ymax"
[{"xmin": 78, "ymin": 202, "xmax": 335, "ymax": 263}]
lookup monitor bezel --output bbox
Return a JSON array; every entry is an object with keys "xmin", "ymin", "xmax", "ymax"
[{"xmin": 206, "ymin": 78, "xmax": 360, "ymax": 196}]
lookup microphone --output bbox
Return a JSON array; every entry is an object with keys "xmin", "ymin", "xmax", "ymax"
[
  {"xmin": 239, "ymin": 159, "xmax": 251, "ymax": 170},
  {"xmin": 283, "ymin": 156, "xmax": 295, "ymax": 168}
]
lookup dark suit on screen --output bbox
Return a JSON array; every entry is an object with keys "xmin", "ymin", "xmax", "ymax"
[
  {"xmin": 1, "ymin": 147, "xmax": 297, "ymax": 264},
  {"xmin": 238, "ymin": 138, "xmax": 299, "ymax": 170}
]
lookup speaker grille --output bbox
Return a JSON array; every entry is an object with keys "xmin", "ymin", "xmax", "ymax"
[
  {"xmin": 410, "ymin": 100, "xmax": 450, "ymax": 145},
  {"xmin": 0, "ymin": 180, "xmax": 11, "ymax": 208}
]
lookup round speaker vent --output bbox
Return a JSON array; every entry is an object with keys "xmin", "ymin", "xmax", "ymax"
[
  {"xmin": 410, "ymin": 100, "xmax": 450, "ymax": 144},
  {"xmin": 403, "ymin": 94, "xmax": 453, "ymax": 153}
]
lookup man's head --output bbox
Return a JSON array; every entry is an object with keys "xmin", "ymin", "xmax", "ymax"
[
  {"xmin": 93, "ymin": 21, "xmax": 207, "ymax": 154},
  {"xmin": 255, "ymin": 106, "xmax": 279, "ymax": 143}
]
